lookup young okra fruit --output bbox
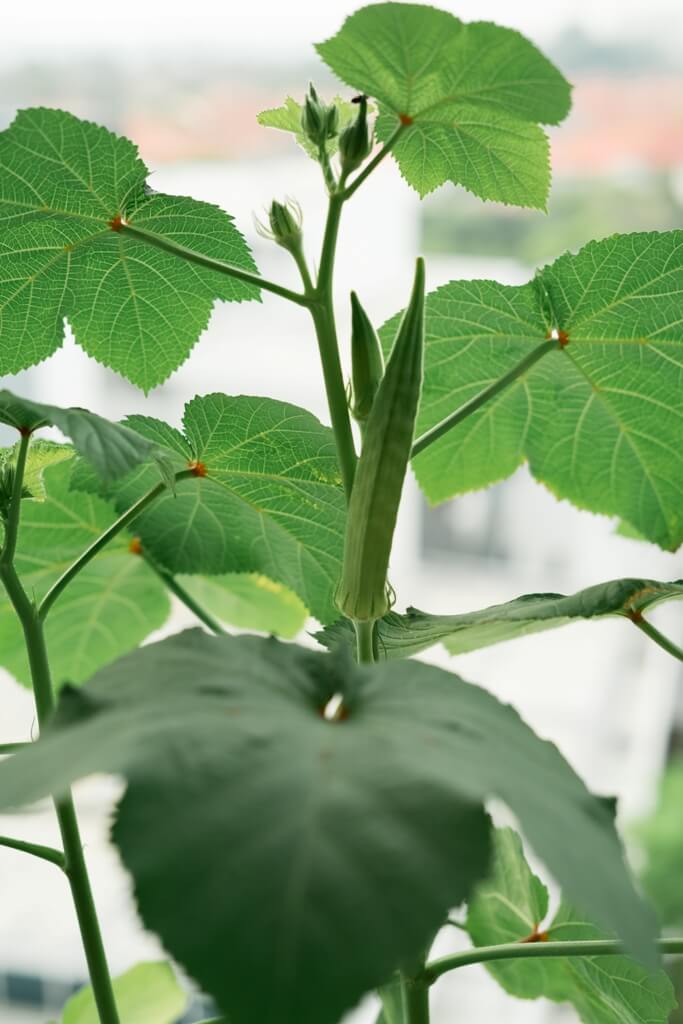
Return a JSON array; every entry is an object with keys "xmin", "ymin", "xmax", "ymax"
[
  {"xmin": 349, "ymin": 290, "xmax": 384, "ymax": 427},
  {"xmin": 337, "ymin": 257, "xmax": 425, "ymax": 623}
]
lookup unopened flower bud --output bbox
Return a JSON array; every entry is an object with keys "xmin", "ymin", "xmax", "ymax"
[
  {"xmin": 339, "ymin": 95, "xmax": 372, "ymax": 175},
  {"xmin": 254, "ymin": 198, "xmax": 303, "ymax": 255}
]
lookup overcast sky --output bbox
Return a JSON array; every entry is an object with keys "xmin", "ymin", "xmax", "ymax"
[{"xmin": 2, "ymin": 0, "xmax": 681, "ymax": 66}]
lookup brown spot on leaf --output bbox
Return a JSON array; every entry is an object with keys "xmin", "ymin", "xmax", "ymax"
[
  {"xmin": 128, "ymin": 537, "xmax": 143, "ymax": 556},
  {"xmin": 109, "ymin": 214, "xmax": 123, "ymax": 232},
  {"xmin": 188, "ymin": 460, "xmax": 208, "ymax": 478},
  {"xmin": 520, "ymin": 927, "xmax": 549, "ymax": 944},
  {"xmin": 399, "ymin": 113, "xmax": 414, "ymax": 126}
]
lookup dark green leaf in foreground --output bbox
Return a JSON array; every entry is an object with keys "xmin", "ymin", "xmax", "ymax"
[
  {"xmin": 82, "ymin": 393, "xmax": 346, "ymax": 624},
  {"xmin": 61, "ymin": 961, "xmax": 186, "ymax": 1024},
  {"xmin": 466, "ymin": 828, "xmax": 675, "ymax": 1024},
  {"xmin": 0, "ymin": 108, "xmax": 259, "ymax": 390},
  {"xmin": 316, "ymin": 577, "xmax": 683, "ymax": 660},
  {"xmin": 0, "ymin": 630, "xmax": 656, "ymax": 1024},
  {"xmin": 381, "ymin": 231, "xmax": 683, "ymax": 549},
  {"xmin": 0, "ymin": 460, "xmax": 170, "ymax": 688},
  {"xmin": 317, "ymin": 3, "xmax": 571, "ymax": 206},
  {"xmin": 0, "ymin": 389, "xmax": 158, "ymax": 484}
]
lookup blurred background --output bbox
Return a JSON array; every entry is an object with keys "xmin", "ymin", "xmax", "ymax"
[{"xmin": 0, "ymin": 1, "xmax": 682, "ymax": 1021}]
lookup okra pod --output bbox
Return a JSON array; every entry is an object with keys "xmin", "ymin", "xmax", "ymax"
[
  {"xmin": 337, "ymin": 257, "xmax": 425, "ymax": 622},
  {"xmin": 350, "ymin": 291, "xmax": 384, "ymax": 424}
]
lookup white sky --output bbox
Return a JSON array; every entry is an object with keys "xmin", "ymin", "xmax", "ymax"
[{"xmin": 1, "ymin": 0, "xmax": 681, "ymax": 66}]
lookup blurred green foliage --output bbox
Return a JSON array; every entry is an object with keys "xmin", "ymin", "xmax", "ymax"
[{"xmin": 422, "ymin": 172, "xmax": 681, "ymax": 268}]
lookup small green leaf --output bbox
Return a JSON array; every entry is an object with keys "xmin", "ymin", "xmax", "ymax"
[
  {"xmin": 317, "ymin": 4, "xmax": 570, "ymax": 206},
  {"xmin": 382, "ymin": 231, "xmax": 683, "ymax": 550},
  {"xmin": 0, "ymin": 460, "xmax": 170, "ymax": 688},
  {"xmin": 86, "ymin": 394, "xmax": 346, "ymax": 624},
  {"xmin": 0, "ymin": 108, "xmax": 259, "ymax": 390},
  {"xmin": 0, "ymin": 630, "xmax": 656, "ymax": 1024},
  {"xmin": 257, "ymin": 95, "xmax": 360, "ymax": 160},
  {"xmin": 61, "ymin": 961, "xmax": 186, "ymax": 1024},
  {"xmin": 0, "ymin": 439, "xmax": 71, "ymax": 500},
  {"xmin": 0, "ymin": 389, "xmax": 157, "ymax": 484},
  {"xmin": 466, "ymin": 828, "xmax": 675, "ymax": 1023},
  {"xmin": 316, "ymin": 578, "xmax": 683, "ymax": 660},
  {"xmin": 178, "ymin": 573, "xmax": 307, "ymax": 637}
]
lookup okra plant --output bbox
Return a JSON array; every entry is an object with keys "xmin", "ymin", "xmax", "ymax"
[{"xmin": 0, "ymin": 4, "xmax": 681, "ymax": 1024}]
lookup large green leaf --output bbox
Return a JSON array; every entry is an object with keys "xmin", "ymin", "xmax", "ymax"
[
  {"xmin": 466, "ymin": 828, "xmax": 675, "ymax": 1023},
  {"xmin": 380, "ymin": 231, "xmax": 683, "ymax": 550},
  {"xmin": 0, "ymin": 630, "xmax": 657, "ymax": 1024},
  {"xmin": 0, "ymin": 389, "xmax": 159, "ymax": 484},
  {"xmin": 84, "ymin": 393, "xmax": 346, "ymax": 624},
  {"xmin": 178, "ymin": 572, "xmax": 307, "ymax": 637},
  {"xmin": 61, "ymin": 961, "xmax": 186, "ymax": 1024},
  {"xmin": 0, "ymin": 108, "xmax": 258, "ymax": 390},
  {"xmin": 317, "ymin": 3, "xmax": 571, "ymax": 206},
  {"xmin": 316, "ymin": 577, "xmax": 683, "ymax": 660},
  {"xmin": 0, "ymin": 459, "xmax": 170, "ymax": 687}
]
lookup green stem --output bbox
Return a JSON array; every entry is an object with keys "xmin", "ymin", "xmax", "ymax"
[
  {"xmin": 0, "ymin": 834, "xmax": 66, "ymax": 870},
  {"xmin": 342, "ymin": 124, "xmax": 406, "ymax": 200},
  {"xmin": 355, "ymin": 620, "xmax": 375, "ymax": 663},
  {"xmin": 633, "ymin": 616, "xmax": 683, "ymax": 662},
  {"xmin": 424, "ymin": 937, "xmax": 683, "ymax": 983},
  {"xmin": 143, "ymin": 556, "xmax": 227, "ymax": 636},
  {"xmin": 39, "ymin": 470, "xmax": 194, "ymax": 621},
  {"xmin": 1, "ymin": 431, "xmax": 31, "ymax": 562},
  {"xmin": 0, "ymin": 448, "xmax": 120, "ymax": 1024},
  {"xmin": 411, "ymin": 339, "xmax": 559, "ymax": 458},
  {"xmin": 308, "ymin": 192, "xmax": 358, "ymax": 500},
  {"xmin": 401, "ymin": 972, "xmax": 430, "ymax": 1024},
  {"xmin": 119, "ymin": 224, "xmax": 310, "ymax": 307}
]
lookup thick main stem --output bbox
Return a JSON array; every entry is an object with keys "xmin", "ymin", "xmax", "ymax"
[
  {"xmin": 309, "ymin": 192, "xmax": 358, "ymax": 500},
  {"xmin": 401, "ymin": 973, "xmax": 430, "ymax": 1024},
  {"xmin": 0, "ymin": 437, "xmax": 120, "ymax": 1024}
]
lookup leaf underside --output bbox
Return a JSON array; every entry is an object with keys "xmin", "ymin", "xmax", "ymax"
[
  {"xmin": 0, "ymin": 631, "xmax": 655, "ymax": 1024},
  {"xmin": 380, "ymin": 230, "xmax": 683, "ymax": 550},
  {"xmin": 317, "ymin": 3, "xmax": 571, "ymax": 206},
  {"xmin": 466, "ymin": 827, "xmax": 675, "ymax": 1024},
  {"xmin": 0, "ymin": 108, "xmax": 259, "ymax": 391},
  {"xmin": 316, "ymin": 577, "xmax": 683, "ymax": 660}
]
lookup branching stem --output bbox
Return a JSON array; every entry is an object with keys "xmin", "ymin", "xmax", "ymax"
[
  {"xmin": 411, "ymin": 338, "xmax": 559, "ymax": 458},
  {"xmin": 342, "ymin": 124, "xmax": 406, "ymax": 200},
  {"xmin": 143, "ymin": 556, "xmax": 227, "ymax": 636},
  {"xmin": 633, "ymin": 616, "xmax": 683, "ymax": 662},
  {"xmin": 120, "ymin": 224, "xmax": 310, "ymax": 307},
  {"xmin": 39, "ymin": 469, "xmax": 195, "ymax": 621},
  {"xmin": 424, "ymin": 937, "xmax": 683, "ymax": 983},
  {"xmin": 0, "ymin": 834, "xmax": 66, "ymax": 871}
]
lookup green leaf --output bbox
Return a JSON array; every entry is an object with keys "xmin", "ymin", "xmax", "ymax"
[
  {"xmin": 636, "ymin": 755, "xmax": 683, "ymax": 927},
  {"xmin": 257, "ymin": 95, "xmax": 360, "ymax": 160},
  {"xmin": 0, "ymin": 389, "xmax": 158, "ymax": 484},
  {"xmin": 87, "ymin": 394, "xmax": 346, "ymax": 624},
  {"xmin": 0, "ymin": 630, "xmax": 657, "ymax": 1023},
  {"xmin": 0, "ymin": 460, "xmax": 170, "ymax": 687},
  {"xmin": 61, "ymin": 961, "xmax": 186, "ymax": 1024},
  {"xmin": 381, "ymin": 231, "xmax": 683, "ymax": 550},
  {"xmin": 178, "ymin": 573, "xmax": 307, "ymax": 637},
  {"xmin": 0, "ymin": 108, "xmax": 258, "ymax": 391},
  {"xmin": 316, "ymin": 577, "xmax": 683, "ymax": 660},
  {"xmin": 466, "ymin": 828, "xmax": 675, "ymax": 1023},
  {"xmin": 317, "ymin": 4, "xmax": 571, "ymax": 206},
  {"xmin": 0, "ymin": 438, "xmax": 72, "ymax": 500}
]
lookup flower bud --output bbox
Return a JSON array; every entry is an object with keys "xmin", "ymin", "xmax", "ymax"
[
  {"xmin": 339, "ymin": 96, "xmax": 372, "ymax": 175},
  {"xmin": 254, "ymin": 198, "xmax": 303, "ymax": 255},
  {"xmin": 301, "ymin": 83, "xmax": 339, "ymax": 149}
]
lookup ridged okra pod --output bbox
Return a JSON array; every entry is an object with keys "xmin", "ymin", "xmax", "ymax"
[
  {"xmin": 337, "ymin": 257, "xmax": 425, "ymax": 622},
  {"xmin": 350, "ymin": 291, "xmax": 384, "ymax": 425}
]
